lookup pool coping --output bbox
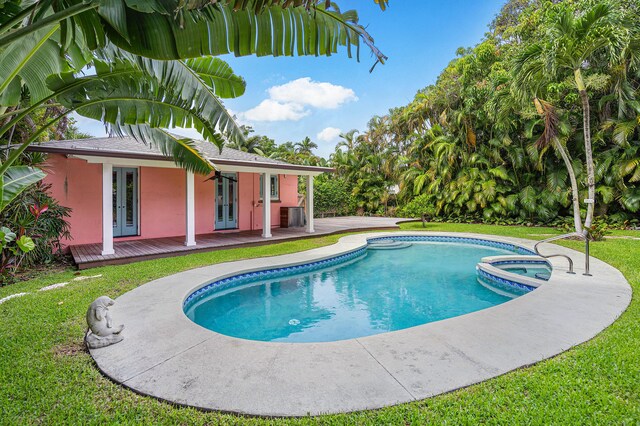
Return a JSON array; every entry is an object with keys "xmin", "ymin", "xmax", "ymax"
[{"xmin": 90, "ymin": 231, "xmax": 632, "ymax": 417}]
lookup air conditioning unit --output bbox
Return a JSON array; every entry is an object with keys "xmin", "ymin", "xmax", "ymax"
[{"xmin": 280, "ymin": 207, "xmax": 305, "ymax": 228}]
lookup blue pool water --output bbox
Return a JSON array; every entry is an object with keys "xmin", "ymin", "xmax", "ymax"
[
  {"xmin": 502, "ymin": 266, "xmax": 552, "ymax": 280},
  {"xmin": 185, "ymin": 242, "xmax": 527, "ymax": 343}
]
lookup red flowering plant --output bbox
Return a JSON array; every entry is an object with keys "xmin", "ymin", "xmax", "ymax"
[{"xmin": 0, "ymin": 183, "xmax": 71, "ymax": 284}]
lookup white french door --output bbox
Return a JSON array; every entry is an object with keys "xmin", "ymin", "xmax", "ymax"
[
  {"xmin": 214, "ymin": 173, "xmax": 238, "ymax": 230},
  {"xmin": 112, "ymin": 167, "xmax": 138, "ymax": 237}
]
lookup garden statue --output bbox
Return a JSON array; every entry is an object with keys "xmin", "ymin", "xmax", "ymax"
[{"xmin": 85, "ymin": 296, "xmax": 124, "ymax": 349}]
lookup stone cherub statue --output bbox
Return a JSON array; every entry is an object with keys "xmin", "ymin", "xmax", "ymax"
[{"xmin": 85, "ymin": 296, "xmax": 124, "ymax": 349}]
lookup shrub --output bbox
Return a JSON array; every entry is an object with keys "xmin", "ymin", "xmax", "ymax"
[
  {"xmin": 397, "ymin": 194, "xmax": 436, "ymax": 219},
  {"xmin": 586, "ymin": 219, "xmax": 611, "ymax": 241},
  {"xmin": 313, "ymin": 175, "xmax": 356, "ymax": 217},
  {"xmin": 0, "ymin": 227, "xmax": 36, "ymax": 284},
  {"xmin": 0, "ymin": 182, "xmax": 71, "ymax": 270}
]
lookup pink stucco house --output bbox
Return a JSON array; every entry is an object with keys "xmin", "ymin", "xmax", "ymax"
[{"xmin": 29, "ymin": 137, "xmax": 331, "ymax": 260}]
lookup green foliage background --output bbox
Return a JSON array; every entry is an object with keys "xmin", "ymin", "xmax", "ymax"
[
  {"xmin": 313, "ymin": 174, "xmax": 356, "ymax": 217},
  {"xmin": 329, "ymin": 0, "xmax": 640, "ymax": 227}
]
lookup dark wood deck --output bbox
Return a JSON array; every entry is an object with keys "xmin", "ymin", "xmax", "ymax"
[{"xmin": 70, "ymin": 217, "xmax": 404, "ymax": 269}]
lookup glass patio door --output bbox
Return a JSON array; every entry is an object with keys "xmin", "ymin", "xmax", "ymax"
[
  {"xmin": 112, "ymin": 167, "xmax": 138, "ymax": 237},
  {"xmin": 214, "ymin": 173, "xmax": 238, "ymax": 230}
]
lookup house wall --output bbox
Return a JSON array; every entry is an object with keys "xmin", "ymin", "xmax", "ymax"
[
  {"xmin": 42, "ymin": 154, "xmax": 301, "ymax": 247},
  {"xmin": 43, "ymin": 154, "xmax": 103, "ymax": 246}
]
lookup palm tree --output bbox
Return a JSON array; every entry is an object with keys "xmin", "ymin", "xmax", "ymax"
[
  {"xmin": 336, "ymin": 129, "xmax": 360, "ymax": 151},
  {"xmin": 294, "ymin": 137, "xmax": 318, "ymax": 155},
  {"xmin": 513, "ymin": 2, "xmax": 632, "ymax": 235},
  {"xmin": 227, "ymin": 135, "xmax": 262, "ymax": 153}
]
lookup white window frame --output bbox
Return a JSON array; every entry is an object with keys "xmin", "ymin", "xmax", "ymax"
[{"xmin": 259, "ymin": 174, "xmax": 279, "ymax": 201}]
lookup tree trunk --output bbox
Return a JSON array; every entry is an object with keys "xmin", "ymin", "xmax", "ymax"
[
  {"xmin": 580, "ymin": 89, "xmax": 595, "ymax": 231},
  {"xmin": 553, "ymin": 138, "xmax": 583, "ymax": 234},
  {"xmin": 575, "ymin": 69, "xmax": 595, "ymax": 236}
]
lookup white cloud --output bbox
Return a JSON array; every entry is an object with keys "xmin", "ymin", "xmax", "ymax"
[
  {"xmin": 268, "ymin": 77, "xmax": 358, "ymax": 109},
  {"xmin": 241, "ymin": 99, "xmax": 310, "ymax": 122},
  {"xmin": 240, "ymin": 77, "xmax": 357, "ymax": 123},
  {"xmin": 317, "ymin": 127, "xmax": 342, "ymax": 143}
]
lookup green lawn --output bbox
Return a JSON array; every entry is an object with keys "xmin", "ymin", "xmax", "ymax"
[{"xmin": 1, "ymin": 223, "xmax": 638, "ymax": 424}]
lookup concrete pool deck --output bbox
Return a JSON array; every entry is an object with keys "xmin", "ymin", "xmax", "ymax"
[{"xmin": 90, "ymin": 232, "xmax": 631, "ymax": 417}]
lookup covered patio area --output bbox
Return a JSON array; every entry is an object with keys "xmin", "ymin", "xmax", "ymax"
[{"xmin": 70, "ymin": 216, "xmax": 405, "ymax": 269}]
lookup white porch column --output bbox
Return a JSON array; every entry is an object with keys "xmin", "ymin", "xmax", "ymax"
[
  {"xmin": 262, "ymin": 172, "xmax": 272, "ymax": 238},
  {"xmin": 306, "ymin": 174, "xmax": 315, "ymax": 233},
  {"xmin": 185, "ymin": 171, "xmax": 196, "ymax": 246},
  {"xmin": 101, "ymin": 163, "xmax": 114, "ymax": 255}
]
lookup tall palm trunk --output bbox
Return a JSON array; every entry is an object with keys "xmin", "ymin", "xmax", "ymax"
[
  {"xmin": 553, "ymin": 139, "xmax": 583, "ymax": 235},
  {"xmin": 534, "ymin": 97, "xmax": 584, "ymax": 235},
  {"xmin": 575, "ymin": 69, "xmax": 595, "ymax": 236}
]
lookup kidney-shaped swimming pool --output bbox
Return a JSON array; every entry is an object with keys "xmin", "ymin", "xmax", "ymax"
[{"xmin": 184, "ymin": 236, "xmax": 539, "ymax": 343}]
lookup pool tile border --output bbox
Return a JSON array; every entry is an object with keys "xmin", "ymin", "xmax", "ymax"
[
  {"xmin": 183, "ymin": 247, "xmax": 368, "ymax": 311},
  {"xmin": 489, "ymin": 259, "xmax": 550, "ymax": 266},
  {"xmin": 368, "ymin": 235, "xmax": 536, "ymax": 255},
  {"xmin": 476, "ymin": 268, "xmax": 537, "ymax": 294}
]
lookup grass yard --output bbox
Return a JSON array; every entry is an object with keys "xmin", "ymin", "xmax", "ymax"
[{"xmin": 1, "ymin": 223, "xmax": 638, "ymax": 424}]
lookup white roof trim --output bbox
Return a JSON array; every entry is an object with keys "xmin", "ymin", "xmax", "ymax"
[{"xmin": 72, "ymin": 155, "xmax": 325, "ymax": 176}]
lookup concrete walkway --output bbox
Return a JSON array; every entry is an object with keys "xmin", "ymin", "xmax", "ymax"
[{"xmin": 90, "ymin": 232, "xmax": 631, "ymax": 417}]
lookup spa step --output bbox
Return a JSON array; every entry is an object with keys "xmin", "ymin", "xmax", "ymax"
[
  {"xmin": 367, "ymin": 241, "xmax": 412, "ymax": 250},
  {"xmin": 535, "ymin": 272, "xmax": 551, "ymax": 280}
]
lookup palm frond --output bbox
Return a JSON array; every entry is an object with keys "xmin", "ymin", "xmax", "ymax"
[
  {"xmin": 533, "ymin": 98, "xmax": 560, "ymax": 149},
  {"xmin": 575, "ymin": 2, "xmax": 611, "ymax": 39},
  {"xmin": 121, "ymin": 125, "xmax": 216, "ymax": 174}
]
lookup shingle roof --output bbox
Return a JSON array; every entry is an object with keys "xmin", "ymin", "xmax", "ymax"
[
  {"xmin": 31, "ymin": 136, "xmax": 290, "ymax": 164},
  {"xmin": 27, "ymin": 136, "xmax": 333, "ymax": 173}
]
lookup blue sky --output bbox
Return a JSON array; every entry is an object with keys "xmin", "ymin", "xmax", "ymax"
[{"xmin": 75, "ymin": 1, "xmax": 505, "ymax": 157}]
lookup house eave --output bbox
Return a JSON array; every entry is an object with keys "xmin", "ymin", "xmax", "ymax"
[{"xmin": 26, "ymin": 145, "xmax": 335, "ymax": 175}]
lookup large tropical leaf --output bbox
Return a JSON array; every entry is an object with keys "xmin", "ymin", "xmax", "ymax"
[
  {"xmin": 620, "ymin": 188, "xmax": 640, "ymax": 212},
  {"xmin": 0, "ymin": 26, "xmax": 67, "ymax": 106},
  {"xmin": 1, "ymin": 59, "xmax": 236, "ymax": 178},
  {"xmin": 183, "ymin": 57, "xmax": 246, "ymax": 99},
  {"xmin": 1, "ymin": 1, "xmax": 386, "ymax": 74},
  {"xmin": 546, "ymin": 168, "xmax": 568, "ymax": 190},
  {"xmin": 101, "ymin": 44, "xmax": 247, "ymax": 99},
  {"xmin": 98, "ymin": 1, "xmax": 386, "ymax": 66},
  {"xmin": 94, "ymin": 54, "xmax": 246, "ymax": 140},
  {"xmin": 58, "ymin": 79, "xmax": 221, "ymax": 146},
  {"xmin": 512, "ymin": 43, "xmax": 546, "ymax": 98},
  {"xmin": 46, "ymin": 60, "xmax": 241, "ymax": 148},
  {"xmin": 0, "ymin": 166, "xmax": 46, "ymax": 212},
  {"xmin": 122, "ymin": 124, "xmax": 216, "ymax": 174},
  {"xmin": 518, "ymin": 186, "xmax": 537, "ymax": 213},
  {"xmin": 488, "ymin": 166, "xmax": 510, "ymax": 181},
  {"xmin": 621, "ymin": 158, "xmax": 640, "ymax": 182},
  {"xmin": 0, "ymin": 0, "xmax": 23, "ymax": 28},
  {"xmin": 596, "ymin": 185, "xmax": 615, "ymax": 204}
]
